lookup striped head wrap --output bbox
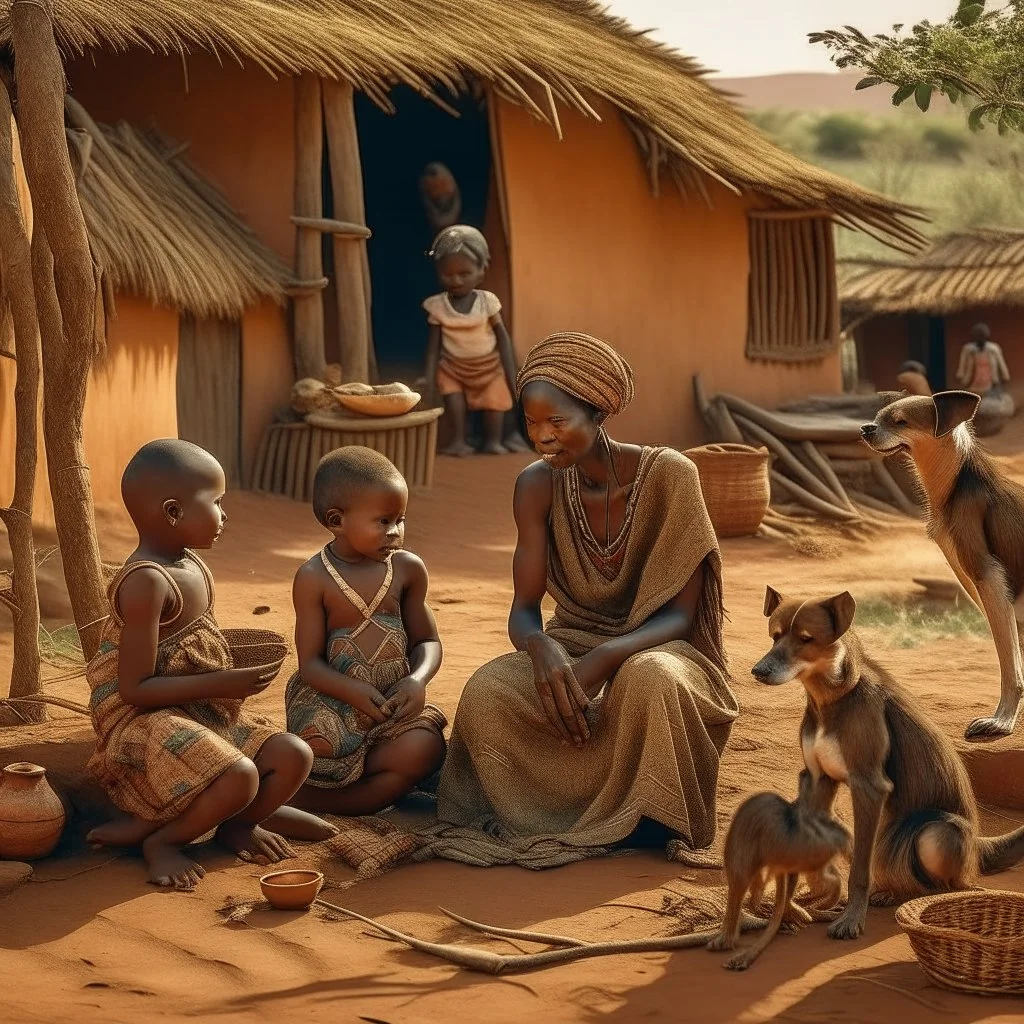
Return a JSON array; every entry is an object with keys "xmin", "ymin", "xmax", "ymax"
[
  {"xmin": 428, "ymin": 224, "xmax": 490, "ymax": 270},
  {"xmin": 516, "ymin": 332, "xmax": 635, "ymax": 417}
]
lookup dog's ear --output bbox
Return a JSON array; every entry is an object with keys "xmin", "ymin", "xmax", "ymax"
[
  {"xmin": 876, "ymin": 390, "xmax": 906, "ymax": 409},
  {"xmin": 821, "ymin": 591, "xmax": 856, "ymax": 639},
  {"xmin": 932, "ymin": 390, "xmax": 981, "ymax": 437},
  {"xmin": 763, "ymin": 586, "xmax": 785, "ymax": 617}
]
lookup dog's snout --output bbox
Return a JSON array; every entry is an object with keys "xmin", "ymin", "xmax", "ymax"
[
  {"xmin": 751, "ymin": 659, "xmax": 772, "ymax": 681},
  {"xmin": 860, "ymin": 423, "xmax": 877, "ymax": 438}
]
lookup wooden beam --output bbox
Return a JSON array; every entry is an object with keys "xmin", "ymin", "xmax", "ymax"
[
  {"xmin": 291, "ymin": 215, "xmax": 371, "ymax": 239},
  {"xmin": 323, "ymin": 77, "xmax": 372, "ymax": 384},
  {"xmin": 293, "ymin": 74, "xmax": 327, "ymax": 381}
]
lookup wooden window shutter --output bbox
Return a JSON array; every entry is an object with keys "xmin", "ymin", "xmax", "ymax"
[{"xmin": 746, "ymin": 211, "xmax": 839, "ymax": 362}]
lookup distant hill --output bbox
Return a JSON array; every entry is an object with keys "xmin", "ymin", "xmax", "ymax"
[{"xmin": 710, "ymin": 69, "xmax": 947, "ymax": 114}]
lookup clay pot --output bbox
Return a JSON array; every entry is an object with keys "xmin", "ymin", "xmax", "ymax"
[
  {"xmin": 0, "ymin": 762, "xmax": 66, "ymax": 860},
  {"xmin": 260, "ymin": 869, "xmax": 324, "ymax": 911}
]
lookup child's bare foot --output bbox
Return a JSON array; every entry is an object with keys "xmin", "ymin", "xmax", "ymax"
[
  {"xmin": 263, "ymin": 805, "xmax": 339, "ymax": 842},
  {"xmin": 142, "ymin": 836, "xmax": 206, "ymax": 890},
  {"xmin": 439, "ymin": 441, "xmax": 475, "ymax": 457},
  {"xmin": 87, "ymin": 814, "xmax": 160, "ymax": 849},
  {"xmin": 481, "ymin": 441, "xmax": 506, "ymax": 455},
  {"xmin": 503, "ymin": 433, "xmax": 531, "ymax": 453},
  {"xmin": 216, "ymin": 820, "xmax": 296, "ymax": 865}
]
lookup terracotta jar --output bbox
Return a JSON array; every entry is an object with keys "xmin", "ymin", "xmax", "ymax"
[{"xmin": 0, "ymin": 762, "xmax": 66, "ymax": 860}]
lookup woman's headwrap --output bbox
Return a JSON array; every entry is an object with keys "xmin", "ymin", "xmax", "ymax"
[
  {"xmin": 428, "ymin": 224, "xmax": 490, "ymax": 270},
  {"xmin": 516, "ymin": 332, "xmax": 635, "ymax": 417}
]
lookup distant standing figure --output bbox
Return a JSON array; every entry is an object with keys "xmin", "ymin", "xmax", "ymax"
[
  {"xmin": 956, "ymin": 323, "xmax": 1010, "ymax": 395},
  {"xmin": 896, "ymin": 360, "xmax": 931, "ymax": 396},
  {"xmin": 423, "ymin": 225, "xmax": 528, "ymax": 456},
  {"xmin": 419, "ymin": 162, "xmax": 462, "ymax": 233}
]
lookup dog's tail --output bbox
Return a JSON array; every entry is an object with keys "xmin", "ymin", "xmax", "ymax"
[{"xmin": 978, "ymin": 827, "xmax": 1024, "ymax": 874}]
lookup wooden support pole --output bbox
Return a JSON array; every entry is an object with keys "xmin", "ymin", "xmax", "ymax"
[
  {"xmin": 291, "ymin": 215, "xmax": 371, "ymax": 239},
  {"xmin": 0, "ymin": 92, "xmax": 43, "ymax": 723},
  {"xmin": 323, "ymin": 78, "xmax": 372, "ymax": 384},
  {"xmin": 13, "ymin": 0, "xmax": 107, "ymax": 661},
  {"xmin": 293, "ymin": 73, "xmax": 327, "ymax": 382}
]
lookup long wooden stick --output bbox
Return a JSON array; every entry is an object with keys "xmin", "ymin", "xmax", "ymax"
[
  {"xmin": 799, "ymin": 441, "xmax": 857, "ymax": 512},
  {"xmin": 870, "ymin": 461, "xmax": 920, "ymax": 517},
  {"xmin": 770, "ymin": 471, "xmax": 861, "ymax": 522},
  {"xmin": 314, "ymin": 900, "xmax": 767, "ymax": 976}
]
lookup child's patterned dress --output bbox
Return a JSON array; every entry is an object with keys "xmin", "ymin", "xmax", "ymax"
[
  {"xmin": 285, "ymin": 548, "xmax": 447, "ymax": 788},
  {"xmin": 86, "ymin": 552, "xmax": 281, "ymax": 822}
]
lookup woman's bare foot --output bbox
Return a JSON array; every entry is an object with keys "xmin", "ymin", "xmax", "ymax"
[
  {"xmin": 481, "ymin": 441, "xmax": 506, "ymax": 455},
  {"xmin": 439, "ymin": 441, "xmax": 475, "ymax": 457},
  {"xmin": 87, "ymin": 814, "xmax": 160, "ymax": 849},
  {"xmin": 142, "ymin": 836, "xmax": 206, "ymax": 890},
  {"xmin": 216, "ymin": 820, "xmax": 296, "ymax": 864},
  {"xmin": 503, "ymin": 432, "xmax": 531, "ymax": 453},
  {"xmin": 263, "ymin": 805, "xmax": 339, "ymax": 842}
]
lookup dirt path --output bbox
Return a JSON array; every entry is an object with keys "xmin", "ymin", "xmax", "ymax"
[{"xmin": 1, "ymin": 450, "xmax": 1023, "ymax": 1023}]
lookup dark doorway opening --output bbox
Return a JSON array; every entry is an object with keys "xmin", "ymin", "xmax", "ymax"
[{"xmin": 354, "ymin": 87, "xmax": 493, "ymax": 383}]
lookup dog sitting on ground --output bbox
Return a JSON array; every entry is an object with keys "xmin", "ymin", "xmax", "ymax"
[
  {"xmin": 862, "ymin": 390, "xmax": 1024, "ymax": 740},
  {"xmin": 706, "ymin": 771, "xmax": 850, "ymax": 970},
  {"xmin": 752, "ymin": 587, "xmax": 1024, "ymax": 940}
]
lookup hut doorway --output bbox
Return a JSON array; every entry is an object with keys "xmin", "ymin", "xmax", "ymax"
[
  {"xmin": 349, "ymin": 87, "xmax": 497, "ymax": 382},
  {"xmin": 907, "ymin": 314, "xmax": 948, "ymax": 389},
  {"xmin": 176, "ymin": 316, "xmax": 243, "ymax": 487}
]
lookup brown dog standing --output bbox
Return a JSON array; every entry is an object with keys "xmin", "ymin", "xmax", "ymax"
[
  {"xmin": 862, "ymin": 390, "xmax": 1024, "ymax": 739},
  {"xmin": 752, "ymin": 588, "xmax": 1024, "ymax": 940}
]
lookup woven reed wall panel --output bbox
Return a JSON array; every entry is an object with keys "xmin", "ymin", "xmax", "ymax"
[{"xmin": 746, "ymin": 212, "xmax": 839, "ymax": 363}]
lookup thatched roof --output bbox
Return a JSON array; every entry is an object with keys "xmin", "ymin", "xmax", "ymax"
[
  {"xmin": 839, "ymin": 229, "xmax": 1024, "ymax": 317},
  {"xmin": 0, "ymin": 0, "xmax": 926, "ymax": 252},
  {"xmin": 69, "ymin": 101, "xmax": 292, "ymax": 318}
]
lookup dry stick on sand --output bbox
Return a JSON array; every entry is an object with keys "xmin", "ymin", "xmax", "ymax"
[
  {"xmin": 313, "ymin": 901, "xmax": 767, "ymax": 975},
  {"xmin": 0, "ymin": 83, "xmax": 44, "ymax": 723},
  {"xmin": 13, "ymin": 0, "xmax": 108, "ymax": 660}
]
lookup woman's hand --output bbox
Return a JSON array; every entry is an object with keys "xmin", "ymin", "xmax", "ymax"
[
  {"xmin": 570, "ymin": 651, "xmax": 609, "ymax": 700},
  {"xmin": 526, "ymin": 634, "xmax": 590, "ymax": 745},
  {"xmin": 341, "ymin": 680, "xmax": 392, "ymax": 725}
]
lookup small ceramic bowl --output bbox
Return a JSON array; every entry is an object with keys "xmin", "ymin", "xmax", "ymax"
[{"xmin": 260, "ymin": 869, "xmax": 324, "ymax": 911}]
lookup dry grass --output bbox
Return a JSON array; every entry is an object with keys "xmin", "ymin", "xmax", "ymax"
[
  {"xmin": 855, "ymin": 596, "xmax": 988, "ymax": 649},
  {"xmin": 839, "ymin": 228, "xmax": 1024, "ymax": 317},
  {"xmin": 0, "ymin": 0, "xmax": 925, "ymax": 251},
  {"xmin": 67, "ymin": 98, "xmax": 292, "ymax": 318}
]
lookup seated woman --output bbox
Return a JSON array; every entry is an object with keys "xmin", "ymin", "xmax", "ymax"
[{"xmin": 437, "ymin": 333, "xmax": 739, "ymax": 861}]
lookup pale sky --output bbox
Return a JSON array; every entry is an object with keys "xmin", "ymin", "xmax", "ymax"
[{"xmin": 602, "ymin": 0, "xmax": 964, "ymax": 78}]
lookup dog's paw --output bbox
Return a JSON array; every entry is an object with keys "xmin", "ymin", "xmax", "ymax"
[
  {"xmin": 870, "ymin": 890, "xmax": 900, "ymax": 907},
  {"xmin": 705, "ymin": 931, "xmax": 735, "ymax": 952},
  {"xmin": 723, "ymin": 952, "xmax": 755, "ymax": 971},
  {"xmin": 964, "ymin": 714, "xmax": 1016, "ymax": 742},
  {"xmin": 827, "ymin": 910, "xmax": 865, "ymax": 940}
]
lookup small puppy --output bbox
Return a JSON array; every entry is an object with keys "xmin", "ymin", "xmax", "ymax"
[
  {"xmin": 862, "ymin": 389, "xmax": 1024, "ymax": 739},
  {"xmin": 752, "ymin": 588, "xmax": 1024, "ymax": 940},
  {"xmin": 707, "ymin": 771, "xmax": 850, "ymax": 971}
]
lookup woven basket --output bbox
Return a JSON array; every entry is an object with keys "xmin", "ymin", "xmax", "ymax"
[
  {"xmin": 221, "ymin": 628, "xmax": 289, "ymax": 679},
  {"xmin": 896, "ymin": 889, "xmax": 1024, "ymax": 995},
  {"xmin": 684, "ymin": 443, "xmax": 771, "ymax": 539},
  {"xmin": 335, "ymin": 391, "xmax": 421, "ymax": 417}
]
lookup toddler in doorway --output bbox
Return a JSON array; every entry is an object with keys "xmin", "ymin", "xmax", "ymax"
[{"xmin": 422, "ymin": 224, "xmax": 529, "ymax": 456}]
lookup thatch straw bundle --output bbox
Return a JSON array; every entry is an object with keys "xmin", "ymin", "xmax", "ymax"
[
  {"xmin": 0, "ymin": 0, "xmax": 924, "ymax": 251},
  {"xmin": 69, "ymin": 103, "xmax": 291, "ymax": 318},
  {"xmin": 840, "ymin": 229, "xmax": 1024, "ymax": 316}
]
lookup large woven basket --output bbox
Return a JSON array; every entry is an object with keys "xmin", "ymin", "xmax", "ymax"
[
  {"xmin": 221, "ymin": 628, "xmax": 289, "ymax": 680},
  {"xmin": 895, "ymin": 889, "xmax": 1024, "ymax": 995},
  {"xmin": 684, "ymin": 443, "xmax": 771, "ymax": 539}
]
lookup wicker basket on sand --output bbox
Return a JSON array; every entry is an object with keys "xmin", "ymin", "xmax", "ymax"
[
  {"xmin": 221, "ymin": 628, "xmax": 289, "ymax": 680},
  {"xmin": 684, "ymin": 443, "xmax": 771, "ymax": 539},
  {"xmin": 896, "ymin": 890, "xmax": 1024, "ymax": 995}
]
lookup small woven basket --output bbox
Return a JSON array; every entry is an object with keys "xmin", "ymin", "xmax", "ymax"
[
  {"xmin": 334, "ymin": 391, "xmax": 421, "ymax": 417},
  {"xmin": 221, "ymin": 628, "xmax": 289, "ymax": 678},
  {"xmin": 896, "ymin": 889, "xmax": 1024, "ymax": 995},
  {"xmin": 684, "ymin": 443, "xmax": 771, "ymax": 539}
]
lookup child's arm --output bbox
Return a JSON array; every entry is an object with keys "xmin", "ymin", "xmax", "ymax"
[
  {"xmin": 292, "ymin": 562, "xmax": 390, "ymax": 723},
  {"xmin": 117, "ymin": 568, "xmax": 270, "ymax": 709},
  {"xmin": 492, "ymin": 316, "xmax": 518, "ymax": 394},
  {"xmin": 384, "ymin": 552, "xmax": 442, "ymax": 722},
  {"xmin": 423, "ymin": 323, "xmax": 442, "ymax": 408}
]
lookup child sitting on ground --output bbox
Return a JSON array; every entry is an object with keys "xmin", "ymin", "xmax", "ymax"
[
  {"xmin": 286, "ymin": 446, "xmax": 448, "ymax": 815},
  {"xmin": 422, "ymin": 224, "xmax": 529, "ymax": 456},
  {"xmin": 86, "ymin": 439, "xmax": 335, "ymax": 890}
]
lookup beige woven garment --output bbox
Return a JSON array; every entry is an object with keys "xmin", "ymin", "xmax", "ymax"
[{"xmin": 434, "ymin": 446, "xmax": 739, "ymax": 865}]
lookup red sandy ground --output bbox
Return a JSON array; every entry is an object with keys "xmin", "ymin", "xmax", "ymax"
[{"xmin": 2, "ymin": 430, "xmax": 1024, "ymax": 1023}]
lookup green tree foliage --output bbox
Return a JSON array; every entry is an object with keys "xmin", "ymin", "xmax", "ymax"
[
  {"xmin": 811, "ymin": 0, "xmax": 1024, "ymax": 133},
  {"xmin": 811, "ymin": 112, "xmax": 878, "ymax": 157}
]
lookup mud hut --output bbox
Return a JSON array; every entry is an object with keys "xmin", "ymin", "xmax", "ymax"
[
  {"xmin": 841, "ymin": 229, "xmax": 1024, "ymax": 401},
  {"xmin": 0, "ymin": 102, "xmax": 294, "ymax": 524},
  {"xmin": 0, "ymin": 0, "xmax": 923, "ymax": 512}
]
